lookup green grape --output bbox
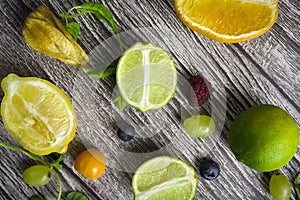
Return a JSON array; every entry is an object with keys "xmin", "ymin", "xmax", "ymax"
[
  {"xmin": 22, "ymin": 165, "xmax": 52, "ymax": 187},
  {"xmin": 183, "ymin": 115, "xmax": 216, "ymax": 138},
  {"xmin": 269, "ymin": 173, "xmax": 291, "ymax": 200}
]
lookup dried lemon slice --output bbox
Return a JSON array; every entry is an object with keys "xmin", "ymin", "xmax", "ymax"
[{"xmin": 0, "ymin": 74, "xmax": 77, "ymax": 155}]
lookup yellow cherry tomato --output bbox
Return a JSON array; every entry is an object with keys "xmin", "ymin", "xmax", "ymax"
[{"xmin": 74, "ymin": 148, "xmax": 106, "ymax": 180}]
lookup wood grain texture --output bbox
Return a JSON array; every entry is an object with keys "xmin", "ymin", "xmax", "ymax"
[{"xmin": 0, "ymin": 0, "xmax": 299, "ymax": 199}]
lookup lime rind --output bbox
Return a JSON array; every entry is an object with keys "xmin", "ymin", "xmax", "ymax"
[
  {"xmin": 116, "ymin": 42, "xmax": 177, "ymax": 112},
  {"xmin": 229, "ymin": 105, "xmax": 299, "ymax": 172},
  {"xmin": 132, "ymin": 156, "xmax": 198, "ymax": 200}
]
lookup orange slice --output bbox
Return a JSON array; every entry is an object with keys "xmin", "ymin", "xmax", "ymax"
[
  {"xmin": 174, "ymin": 0, "xmax": 278, "ymax": 43},
  {"xmin": 1, "ymin": 74, "xmax": 77, "ymax": 155}
]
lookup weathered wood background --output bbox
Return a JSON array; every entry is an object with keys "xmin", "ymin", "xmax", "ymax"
[{"xmin": 0, "ymin": 0, "xmax": 299, "ymax": 199}]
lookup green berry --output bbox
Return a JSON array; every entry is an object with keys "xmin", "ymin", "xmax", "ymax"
[
  {"xmin": 269, "ymin": 173, "xmax": 291, "ymax": 200},
  {"xmin": 22, "ymin": 165, "xmax": 52, "ymax": 187}
]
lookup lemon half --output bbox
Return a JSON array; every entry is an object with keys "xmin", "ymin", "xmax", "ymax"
[{"xmin": 1, "ymin": 74, "xmax": 77, "ymax": 155}]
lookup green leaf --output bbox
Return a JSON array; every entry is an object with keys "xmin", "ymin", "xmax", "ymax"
[
  {"xmin": 74, "ymin": 2, "xmax": 118, "ymax": 34},
  {"xmin": 87, "ymin": 64, "xmax": 117, "ymax": 78},
  {"xmin": 66, "ymin": 191, "xmax": 87, "ymax": 200},
  {"xmin": 295, "ymin": 172, "xmax": 300, "ymax": 200},
  {"xmin": 110, "ymin": 91, "xmax": 127, "ymax": 111},
  {"xmin": 295, "ymin": 185, "xmax": 300, "ymax": 200},
  {"xmin": 66, "ymin": 22, "xmax": 80, "ymax": 41},
  {"xmin": 110, "ymin": 96, "xmax": 120, "ymax": 104},
  {"xmin": 29, "ymin": 195, "xmax": 46, "ymax": 200},
  {"xmin": 51, "ymin": 154, "xmax": 63, "ymax": 169},
  {"xmin": 118, "ymin": 96, "xmax": 127, "ymax": 111}
]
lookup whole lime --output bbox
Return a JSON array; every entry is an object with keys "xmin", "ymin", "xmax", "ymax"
[{"xmin": 229, "ymin": 105, "xmax": 299, "ymax": 172}]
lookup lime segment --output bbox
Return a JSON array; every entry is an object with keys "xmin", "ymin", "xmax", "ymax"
[
  {"xmin": 132, "ymin": 156, "xmax": 198, "ymax": 200},
  {"xmin": 116, "ymin": 42, "xmax": 177, "ymax": 112}
]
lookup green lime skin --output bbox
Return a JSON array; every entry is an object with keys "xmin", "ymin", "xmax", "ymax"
[{"xmin": 229, "ymin": 105, "xmax": 299, "ymax": 172}]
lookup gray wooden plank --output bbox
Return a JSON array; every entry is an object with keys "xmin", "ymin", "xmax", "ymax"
[{"xmin": 0, "ymin": 0, "xmax": 299, "ymax": 199}]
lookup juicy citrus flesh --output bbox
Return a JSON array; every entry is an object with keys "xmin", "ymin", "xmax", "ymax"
[
  {"xmin": 116, "ymin": 42, "xmax": 177, "ymax": 112},
  {"xmin": 174, "ymin": 0, "xmax": 278, "ymax": 43},
  {"xmin": 132, "ymin": 156, "xmax": 198, "ymax": 200},
  {"xmin": 1, "ymin": 74, "xmax": 77, "ymax": 155},
  {"xmin": 74, "ymin": 148, "xmax": 106, "ymax": 180},
  {"xmin": 229, "ymin": 105, "xmax": 299, "ymax": 172}
]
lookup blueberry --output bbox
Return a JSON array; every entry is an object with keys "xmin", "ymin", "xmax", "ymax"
[
  {"xmin": 199, "ymin": 159, "xmax": 220, "ymax": 180},
  {"xmin": 117, "ymin": 128, "xmax": 134, "ymax": 142}
]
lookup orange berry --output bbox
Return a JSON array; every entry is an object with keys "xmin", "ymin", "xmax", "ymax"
[{"xmin": 74, "ymin": 148, "xmax": 106, "ymax": 180}]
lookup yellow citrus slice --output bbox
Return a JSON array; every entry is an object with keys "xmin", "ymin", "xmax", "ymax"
[
  {"xmin": 1, "ymin": 74, "xmax": 77, "ymax": 155},
  {"xmin": 174, "ymin": 0, "xmax": 278, "ymax": 43}
]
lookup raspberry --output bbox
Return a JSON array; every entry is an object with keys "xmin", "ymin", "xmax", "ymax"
[{"xmin": 188, "ymin": 75, "xmax": 211, "ymax": 107}]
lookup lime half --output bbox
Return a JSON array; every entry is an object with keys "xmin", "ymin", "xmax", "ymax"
[
  {"xmin": 132, "ymin": 156, "xmax": 198, "ymax": 200},
  {"xmin": 116, "ymin": 42, "xmax": 177, "ymax": 112}
]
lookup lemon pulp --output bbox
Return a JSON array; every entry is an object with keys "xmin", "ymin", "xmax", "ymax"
[{"xmin": 1, "ymin": 73, "xmax": 77, "ymax": 155}]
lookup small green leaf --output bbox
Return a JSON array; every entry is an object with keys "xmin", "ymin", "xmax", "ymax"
[
  {"xmin": 295, "ymin": 185, "xmax": 300, "ymax": 200},
  {"xmin": 66, "ymin": 22, "xmax": 81, "ymax": 41},
  {"xmin": 295, "ymin": 172, "xmax": 300, "ymax": 200},
  {"xmin": 66, "ymin": 191, "xmax": 87, "ymax": 200},
  {"xmin": 87, "ymin": 64, "xmax": 117, "ymax": 78},
  {"xmin": 110, "ymin": 96, "xmax": 120, "ymax": 104},
  {"xmin": 110, "ymin": 91, "xmax": 127, "ymax": 111},
  {"xmin": 74, "ymin": 2, "xmax": 118, "ymax": 34},
  {"xmin": 29, "ymin": 195, "xmax": 46, "ymax": 200},
  {"xmin": 118, "ymin": 97, "xmax": 127, "ymax": 111},
  {"xmin": 295, "ymin": 172, "xmax": 300, "ymax": 184},
  {"xmin": 51, "ymin": 154, "xmax": 63, "ymax": 169}
]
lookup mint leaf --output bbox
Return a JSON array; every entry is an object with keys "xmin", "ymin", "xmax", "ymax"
[
  {"xmin": 66, "ymin": 191, "xmax": 87, "ymax": 200},
  {"xmin": 87, "ymin": 64, "xmax": 117, "ymax": 78},
  {"xmin": 74, "ymin": 2, "xmax": 118, "ymax": 34},
  {"xmin": 66, "ymin": 22, "xmax": 80, "ymax": 41},
  {"xmin": 60, "ymin": 2, "xmax": 118, "ymax": 38},
  {"xmin": 110, "ymin": 92, "xmax": 127, "ymax": 111}
]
